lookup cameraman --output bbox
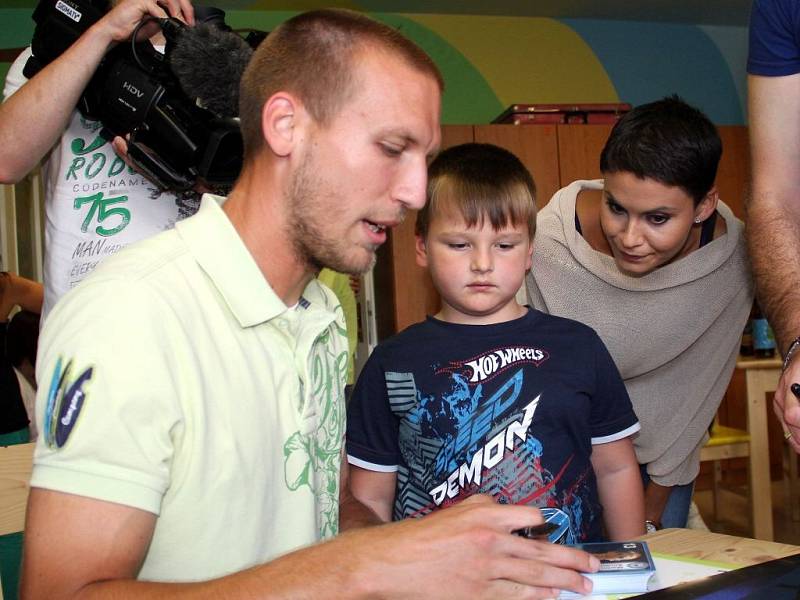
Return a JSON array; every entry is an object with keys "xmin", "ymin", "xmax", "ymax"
[{"xmin": 0, "ymin": 0, "xmax": 198, "ymax": 322}]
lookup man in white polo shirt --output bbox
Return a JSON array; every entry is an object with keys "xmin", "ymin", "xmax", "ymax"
[{"xmin": 21, "ymin": 9, "xmax": 598, "ymax": 600}]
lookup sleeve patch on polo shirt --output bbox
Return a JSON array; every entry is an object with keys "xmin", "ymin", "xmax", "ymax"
[{"xmin": 44, "ymin": 357, "xmax": 94, "ymax": 449}]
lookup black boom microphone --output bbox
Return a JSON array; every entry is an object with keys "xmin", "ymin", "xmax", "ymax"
[
  {"xmin": 81, "ymin": 14, "xmax": 257, "ymax": 191},
  {"xmin": 169, "ymin": 20, "xmax": 253, "ymax": 119}
]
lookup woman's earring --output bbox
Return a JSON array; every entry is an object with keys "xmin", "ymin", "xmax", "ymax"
[{"xmin": 694, "ymin": 217, "xmax": 702, "ymax": 224}]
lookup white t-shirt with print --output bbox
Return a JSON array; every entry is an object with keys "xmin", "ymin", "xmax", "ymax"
[{"xmin": 3, "ymin": 48, "xmax": 197, "ymax": 321}]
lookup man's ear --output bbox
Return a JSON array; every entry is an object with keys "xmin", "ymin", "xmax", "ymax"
[
  {"xmin": 261, "ymin": 92, "xmax": 302, "ymax": 157},
  {"xmin": 415, "ymin": 234, "xmax": 429, "ymax": 268}
]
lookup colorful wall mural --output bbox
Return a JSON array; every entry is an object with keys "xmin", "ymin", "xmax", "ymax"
[{"xmin": 0, "ymin": 8, "xmax": 748, "ymax": 124}]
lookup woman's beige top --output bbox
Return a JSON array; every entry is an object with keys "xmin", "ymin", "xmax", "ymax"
[{"xmin": 527, "ymin": 179, "xmax": 753, "ymax": 486}]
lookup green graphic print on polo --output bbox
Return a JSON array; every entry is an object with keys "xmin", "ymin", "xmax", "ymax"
[{"xmin": 283, "ymin": 326, "xmax": 347, "ymax": 540}]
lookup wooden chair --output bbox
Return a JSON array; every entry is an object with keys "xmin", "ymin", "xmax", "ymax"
[
  {"xmin": 0, "ymin": 443, "xmax": 35, "ymax": 600},
  {"xmin": 712, "ymin": 356, "xmax": 783, "ymax": 540},
  {"xmin": 0, "ymin": 443, "xmax": 34, "ymax": 537},
  {"xmin": 700, "ymin": 421, "xmax": 751, "ymax": 522}
]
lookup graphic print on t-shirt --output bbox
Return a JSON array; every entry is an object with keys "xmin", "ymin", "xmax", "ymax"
[
  {"xmin": 389, "ymin": 344, "xmax": 595, "ymax": 544},
  {"xmin": 4, "ymin": 48, "xmax": 197, "ymax": 319},
  {"xmin": 47, "ymin": 113, "xmax": 196, "ymax": 309}
]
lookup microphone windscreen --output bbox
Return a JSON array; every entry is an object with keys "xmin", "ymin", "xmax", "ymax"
[{"xmin": 170, "ymin": 23, "xmax": 253, "ymax": 118}]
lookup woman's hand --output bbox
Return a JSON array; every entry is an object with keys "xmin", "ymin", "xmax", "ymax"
[{"xmin": 644, "ymin": 479, "xmax": 672, "ymax": 527}]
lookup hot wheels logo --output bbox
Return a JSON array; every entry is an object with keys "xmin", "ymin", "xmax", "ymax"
[{"xmin": 463, "ymin": 346, "xmax": 549, "ymax": 383}]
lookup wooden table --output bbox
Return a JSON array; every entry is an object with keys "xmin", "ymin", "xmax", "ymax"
[
  {"xmin": 735, "ymin": 356, "xmax": 782, "ymax": 541},
  {"xmin": 645, "ymin": 527, "xmax": 800, "ymax": 566}
]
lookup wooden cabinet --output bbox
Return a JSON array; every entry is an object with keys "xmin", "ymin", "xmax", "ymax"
[
  {"xmin": 474, "ymin": 124, "xmax": 562, "ymax": 204},
  {"xmin": 716, "ymin": 127, "xmax": 750, "ymax": 220},
  {"xmin": 555, "ymin": 124, "xmax": 613, "ymax": 185}
]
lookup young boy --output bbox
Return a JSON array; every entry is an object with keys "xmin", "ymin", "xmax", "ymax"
[{"xmin": 346, "ymin": 143, "xmax": 645, "ymax": 543}]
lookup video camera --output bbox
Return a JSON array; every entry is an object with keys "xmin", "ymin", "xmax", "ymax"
[{"xmin": 24, "ymin": 0, "xmax": 264, "ymax": 192}]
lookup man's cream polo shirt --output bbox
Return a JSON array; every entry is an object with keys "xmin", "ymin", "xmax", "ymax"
[{"xmin": 32, "ymin": 195, "xmax": 348, "ymax": 582}]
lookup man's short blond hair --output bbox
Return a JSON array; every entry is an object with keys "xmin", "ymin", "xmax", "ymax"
[{"xmin": 239, "ymin": 9, "xmax": 444, "ymax": 160}]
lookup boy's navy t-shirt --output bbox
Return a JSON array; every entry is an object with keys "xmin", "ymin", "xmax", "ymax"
[{"xmin": 346, "ymin": 309, "xmax": 639, "ymax": 543}]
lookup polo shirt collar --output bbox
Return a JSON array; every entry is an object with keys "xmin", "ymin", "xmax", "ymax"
[{"xmin": 175, "ymin": 194, "xmax": 297, "ymax": 328}]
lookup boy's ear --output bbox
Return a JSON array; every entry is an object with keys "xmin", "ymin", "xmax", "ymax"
[
  {"xmin": 525, "ymin": 238, "xmax": 534, "ymax": 272},
  {"xmin": 415, "ymin": 234, "xmax": 429, "ymax": 268}
]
